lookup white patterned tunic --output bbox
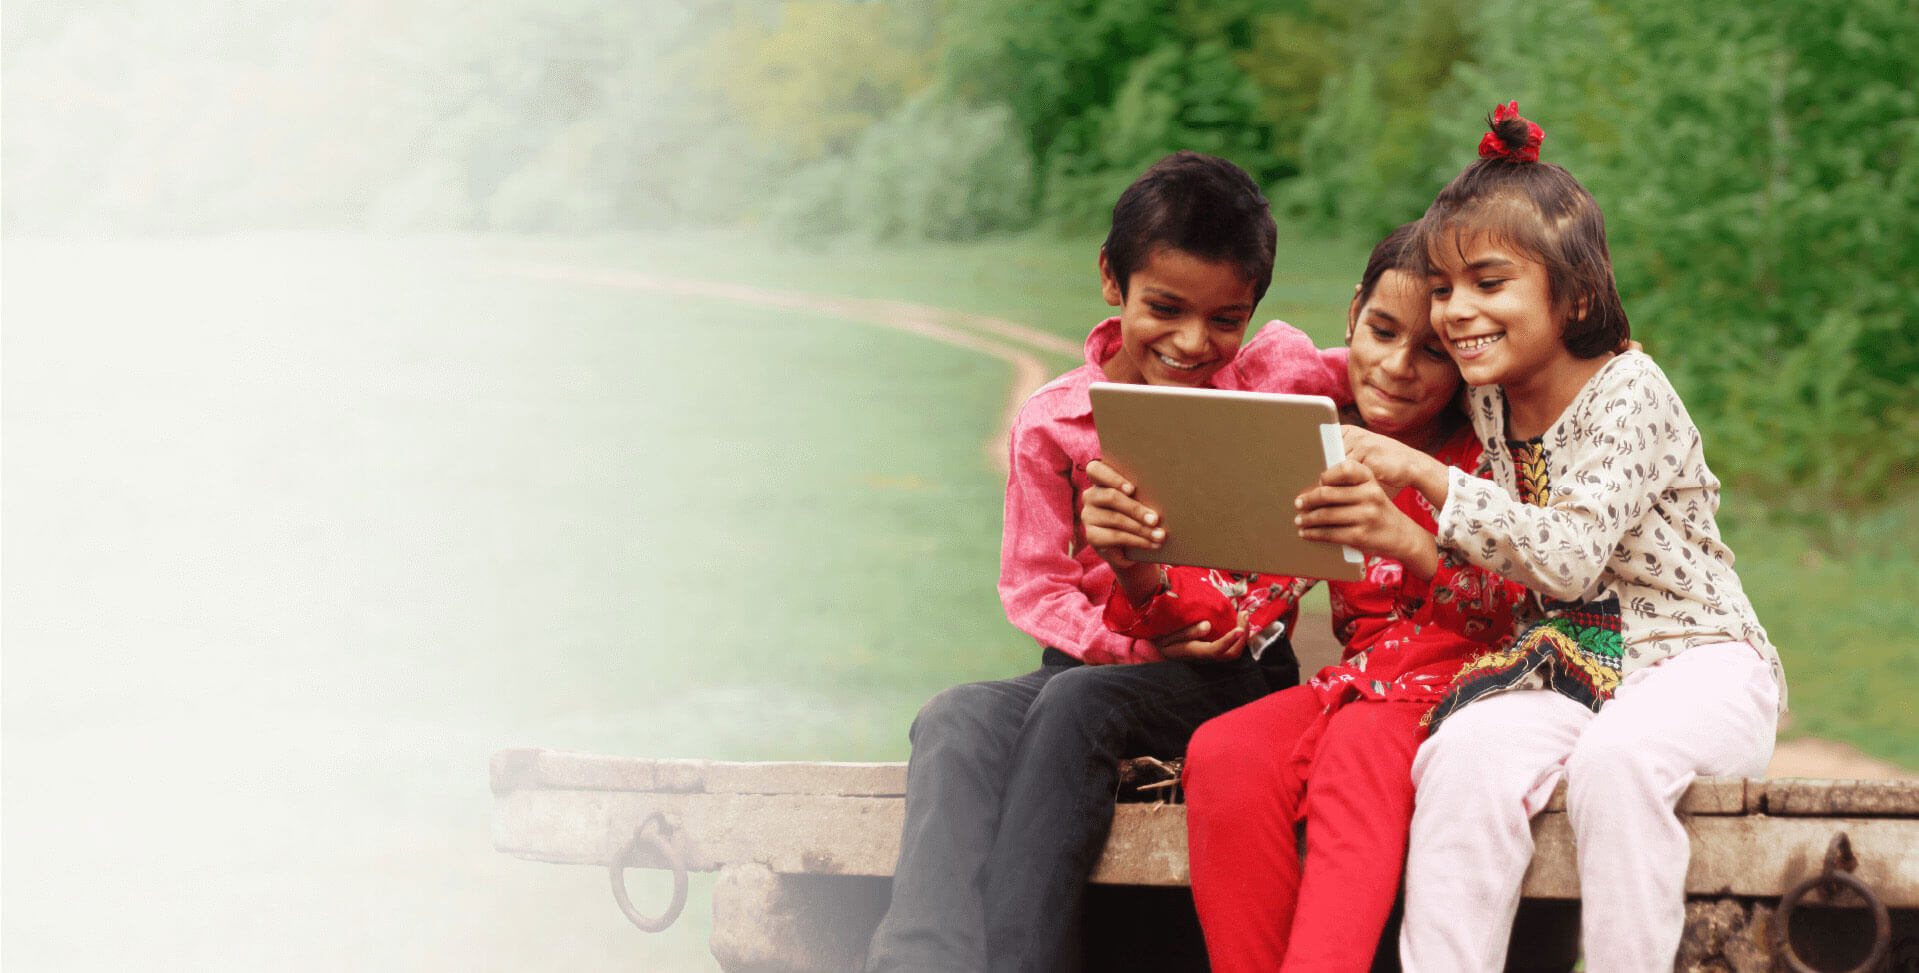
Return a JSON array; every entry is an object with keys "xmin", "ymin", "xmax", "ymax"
[{"xmin": 1433, "ymin": 351, "xmax": 1787, "ymax": 711}]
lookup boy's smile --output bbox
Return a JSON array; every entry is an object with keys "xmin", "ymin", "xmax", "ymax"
[{"xmin": 1099, "ymin": 248, "xmax": 1256, "ymax": 387}]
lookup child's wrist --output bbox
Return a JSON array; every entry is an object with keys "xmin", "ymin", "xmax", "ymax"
[
  {"xmin": 1416, "ymin": 459, "xmax": 1452, "ymax": 510},
  {"xmin": 1117, "ymin": 563, "xmax": 1168, "ymax": 605},
  {"xmin": 1400, "ymin": 528, "xmax": 1442, "ymax": 581}
]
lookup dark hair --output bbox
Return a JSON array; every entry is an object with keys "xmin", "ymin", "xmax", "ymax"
[
  {"xmin": 1103, "ymin": 151, "xmax": 1278, "ymax": 304},
  {"xmin": 1413, "ymin": 107, "xmax": 1629, "ymax": 358},
  {"xmin": 1356, "ymin": 221, "xmax": 1422, "ymax": 311}
]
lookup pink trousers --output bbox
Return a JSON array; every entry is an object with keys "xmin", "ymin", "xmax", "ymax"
[{"xmin": 1400, "ymin": 642, "xmax": 1780, "ymax": 973}]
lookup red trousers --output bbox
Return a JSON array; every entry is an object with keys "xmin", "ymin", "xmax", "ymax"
[{"xmin": 1183, "ymin": 686, "xmax": 1426, "ymax": 973}]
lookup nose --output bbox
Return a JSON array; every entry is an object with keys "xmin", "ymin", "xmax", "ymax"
[
  {"xmin": 1169, "ymin": 318, "xmax": 1209, "ymax": 356},
  {"xmin": 1381, "ymin": 343, "xmax": 1417, "ymax": 378},
  {"xmin": 1433, "ymin": 291, "xmax": 1471, "ymax": 336}
]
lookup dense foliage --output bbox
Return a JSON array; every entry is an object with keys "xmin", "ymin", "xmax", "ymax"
[{"xmin": 4, "ymin": 0, "xmax": 1913, "ymax": 511}]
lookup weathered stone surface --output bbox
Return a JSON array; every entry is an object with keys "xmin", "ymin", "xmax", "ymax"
[
  {"xmin": 492, "ymin": 753, "xmax": 1919, "ymax": 972},
  {"xmin": 492, "ymin": 755, "xmax": 1919, "ymax": 904},
  {"xmin": 496, "ymin": 791, "xmax": 909, "ymax": 875},
  {"xmin": 1674, "ymin": 899, "xmax": 1771, "ymax": 973},
  {"xmin": 1520, "ymin": 814, "xmax": 1919, "ymax": 905},
  {"xmin": 494, "ymin": 789, "xmax": 1197, "ymax": 885},
  {"xmin": 709, "ymin": 865, "xmax": 888, "ymax": 973},
  {"xmin": 490, "ymin": 749, "xmax": 908, "ymax": 797},
  {"xmin": 1538, "ymin": 776, "xmax": 1751, "ymax": 815},
  {"xmin": 1765, "ymin": 778, "xmax": 1919, "ymax": 817}
]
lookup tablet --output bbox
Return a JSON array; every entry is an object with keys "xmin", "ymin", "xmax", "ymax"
[{"xmin": 1088, "ymin": 382, "xmax": 1364, "ymax": 581}]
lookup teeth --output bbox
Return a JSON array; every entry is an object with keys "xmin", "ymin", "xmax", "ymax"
[
  {"xmin": 1156, "ymin": 352, "xmax": 1204, "ymax": 370},
  {"xmin": 1455, "ymin": 334, "xmax": 1504, "ymax": 351}
]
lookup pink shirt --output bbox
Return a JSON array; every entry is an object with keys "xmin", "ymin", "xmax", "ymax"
[{"xmin": 998, "ymin": 317, "xmax": 1350, "ymax": 665}]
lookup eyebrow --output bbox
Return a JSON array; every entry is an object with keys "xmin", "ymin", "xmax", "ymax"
[
  {"xmin": 1365, "ymin": 307, "xmax": 1401, "ymax": 325},
  {"xmin": 1466, "ymin": 256, "xmax": 1519, "ymax": 272},
  {"xmin": 1143, "ymin": 286, "xmax": 1254, "ymax": 312}
]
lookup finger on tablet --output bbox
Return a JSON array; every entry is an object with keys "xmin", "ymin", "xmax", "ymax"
[
  {"xmin": 1318, "ymin": 459, "xmax": 1372, "ymax": 488},
  {"xmin": 1085, "ymin": 459, "xmax": 1135, "ymax": 495}
]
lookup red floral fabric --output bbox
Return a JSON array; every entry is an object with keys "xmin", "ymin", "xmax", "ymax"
[{"xmin": 1105, "ymin": 425, "xmax": 1531, "ymax": 764}]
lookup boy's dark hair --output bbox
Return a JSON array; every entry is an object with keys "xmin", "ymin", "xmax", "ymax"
[
  {"xmin": 1356, "ymin": 221, "xmax": 1422, "ymax": 312},
  {"xmin": 1413, "ymin": 108, "xmax": 1630, "ymax": 358},
  {"xmin": 1103, "ymin": 151, "xmax": 1278, "ymax": 304}
]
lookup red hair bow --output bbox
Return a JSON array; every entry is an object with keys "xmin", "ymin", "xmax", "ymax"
[{"xmin": 1478, "ymin": 101, "xmax": 1545, "ymax": 162}]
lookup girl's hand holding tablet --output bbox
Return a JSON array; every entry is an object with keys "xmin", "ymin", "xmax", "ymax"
[
  {"xmin": 1293, "ymin": 459, "xmax": 1441, "ymax": 581},
  {"xmin": 1339, "ymin": 424, "xmax": 1452, "ymax": 507}
]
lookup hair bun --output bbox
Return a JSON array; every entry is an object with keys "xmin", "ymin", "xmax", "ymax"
[{"xmin": 1478, "ymin": 101, "xmax": 1545, "ymax": 162}]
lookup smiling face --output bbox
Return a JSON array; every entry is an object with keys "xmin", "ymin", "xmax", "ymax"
[
  {"xmin": 1426, "ymin": 231, "xmax": 1574, "ymax": 390},
  {"xmin": 1346, "ymin": 269, "xmax": 1460, "ymax": 444},
  {"xmin": 1099, "ymin": 247, "xmax": 1256, "ymax": 387}
]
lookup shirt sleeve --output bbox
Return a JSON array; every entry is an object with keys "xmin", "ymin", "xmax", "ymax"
[
  {"xmin": 1316, "ymin": 345, "xmax": 1352, "ymax": 403},
  {"xmin": 1106, "ymin": 566, "xmax": 1309, "ymax": 644},
  {"xmin": 998, "ymin": 408, "xmax": 1159, "ymax": 665},
  {"xmin": 1105, "ymin": 566, "xmax": 1219, "ymax": 640},
  {"xmin": 1435, "ymin": 364, "xmax": 1697, "ymax": 603},
  {"xmin": 1230, "ymin": 321, "xmax": 1352, "ymax": 404}
]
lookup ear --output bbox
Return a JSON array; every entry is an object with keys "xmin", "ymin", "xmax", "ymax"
[
  {"xmin": 1345, "ymin": 283, "xmax": 1363, "ymax": 344},
  {"xmin": 1551, "ymin": 290, "xmax": 1588, "ymax": 342},
  {"xmin": 1099, "ymin": 250, "xmax": 1124, "ymax": 307}
]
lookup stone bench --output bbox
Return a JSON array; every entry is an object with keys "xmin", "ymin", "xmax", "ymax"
[{"xmin": 490, "ymin": 749, "xmax": 1919, "ymax": 971}]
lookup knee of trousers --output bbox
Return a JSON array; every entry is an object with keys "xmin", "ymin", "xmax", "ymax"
[
  {"xmin": 1025, "ymin": 666, "xmax": 1129, "ymax": 733},
  {"xmin": 1317, "ymin": 703, "xmax": 1419, "ymax": 783},
  {"xmin": 1186, "ymin": 706, "xmax": 1285, "ymax": 789},
  {"xmin": 1183, "ymin": 718, "xmax": 1241, "ymax": 802},
  {"xmin": 1563, "ymin": 723, "xmax": 1681, "ymax": 804},
  {"xmin": 1413, "ymin": 705, "xmax": 1544, "ymax": 802},
  {"xmin": 909, "ymin": 682, "xmax": 1013, "ymax": 751}
]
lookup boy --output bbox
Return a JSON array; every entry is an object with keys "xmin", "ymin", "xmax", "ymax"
[{"xmin": 865, "ymin": 152, "xmax": 1349, "ymax": 973}]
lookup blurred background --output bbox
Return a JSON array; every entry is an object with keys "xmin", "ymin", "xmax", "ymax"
[{"xmin": 4, "ymin": 0, "xmax": 1915, "ymax": 969}]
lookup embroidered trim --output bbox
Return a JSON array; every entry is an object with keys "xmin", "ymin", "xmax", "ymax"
[{"xmin": 1424, "ymin": 597, "xmax": 1624, "ymax": 730}]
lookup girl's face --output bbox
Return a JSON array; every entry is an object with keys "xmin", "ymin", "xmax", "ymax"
[
  {"xmin": 1426, "ymin": 233, "xmax": 1572, "ymax": 388},
  {"xmin": 1346, "ymin": 269, "xmax": 1460, "ymax": 442}
]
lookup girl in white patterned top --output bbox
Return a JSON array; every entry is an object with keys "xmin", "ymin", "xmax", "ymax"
[{"xmin": 1312, "ymin": 102, "xmax": 1788, "ymax": 972}]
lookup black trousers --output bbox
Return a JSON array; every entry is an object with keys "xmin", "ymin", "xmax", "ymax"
[{"xmin": 866, "ymin": 644, "xmax": 1294, "ymax": 973}]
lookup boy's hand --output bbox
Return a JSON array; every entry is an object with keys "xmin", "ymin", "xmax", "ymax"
[
  {"xmin": 1080, "ymin": 459, "xmax": 1166, "ymax": 571},
  {"xmin": 1295, "ymin": 460, "xmax": 1440, "ymax": 579},
  {"xmin": 1151, "ymin": 618, "xmax": 1248, "ymax": 662}
]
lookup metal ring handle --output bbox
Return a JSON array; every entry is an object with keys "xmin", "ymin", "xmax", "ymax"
[
  {"xmin": 609, "ymin": 812, "xmax": 689, "ymax": 933},
  {"xmin": 1776, "ymin": 863, "xmax": 1892, "ymax": 973}
]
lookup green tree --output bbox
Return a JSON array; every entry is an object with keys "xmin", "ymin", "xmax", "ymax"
[
  {"xmin": 1601, "ymin": 0, "xmax": 1919, "ymax": 511},
  {"xmin": 1278, "ymin": 0, "xmax": 1917, "ymax": 512}
]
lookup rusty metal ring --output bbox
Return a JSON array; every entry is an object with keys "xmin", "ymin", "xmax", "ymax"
[
  {"xmin": 1776, "ymin": 867, "xmax": 1892, "ymax": 973},
  {"xmin": 609, "ymin": 812, "xmax": 688, "ymax": 933}
]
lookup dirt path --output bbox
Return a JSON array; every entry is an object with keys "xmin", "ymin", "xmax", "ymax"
[
  {"xmin": 511, "ymin": 261, "xmax": 1913, "ymax": 782},
  {"xmin": 504, "ymin": 262, "xmax": 1076, "ymax": 472}
]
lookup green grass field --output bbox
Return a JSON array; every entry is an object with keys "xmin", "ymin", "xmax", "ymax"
[{"xmin": 3, "ymin": 229, "xmax": 1911, "ymax": 972}]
